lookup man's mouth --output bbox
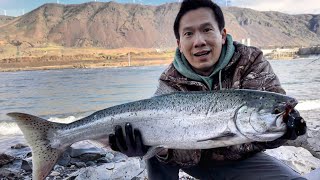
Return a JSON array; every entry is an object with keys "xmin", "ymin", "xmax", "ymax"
[{"xmin": 194, "ymin": 50, "xmax": 211, "ymax": 57}]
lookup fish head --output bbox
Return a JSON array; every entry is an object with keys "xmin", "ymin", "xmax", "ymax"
[{"xmin": 235, "ymin": 92, "xmax": 298, "ymax": 142}]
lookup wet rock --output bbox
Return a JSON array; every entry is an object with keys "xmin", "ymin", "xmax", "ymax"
[
  {"xmin": 2, "ymin": 159, "xmax": 22, "ymax": 170},
  {"xmin": 104, "ymin": 162, "xmax": 115, "ymax": 170},
  {"xmin": 0, "ymin": 168, "xmax": 23, "ymax": 179},
  {"xmin": 304, "ymin": 168, "xmax": 320, "ymax": 180},
  {"xmin": 105, "ymin": 152, "xmax": 115, "ymax": 160},
  {"xmin": 78, "ymin": 153, "xmax": 102, "ymax": 162},
  {"xmin": 57, "ymin": 152, "xmax": 71, "ymax": 166},
  {"xmin": 5, "ymin": 145, "xmax": 31, "ymax": 160},
  {"xmin": 266, "ymin": 146, "xmax": 320, "ymax": 175},
  {"xmin": 0, "ymin": 153, "xmax": 15, "ymax": 166},
  {"xmin": 85, "ymin": 161, "xmax": 95, "ymax": 166},
  {"xmin": 96, "ymin": 153, "xmax": 114, "ymax": 164},
  {"xmin": 50, "ymin": 171, "xmax": 61, "ymax": 176},
  {"xmin": 11, "ymin": 143, "xmax": 28, "ymax": 149},
  {"xmin": 21, "ymin": 160, "xmax": 32, "ymax": 172},
  {"xmin": 96, "ymin": 157, "xmax": 110, "ymax": 164},
  {"xmin": 54, "ymin": 165, "xmax": 65, "ymax": 172},
  {"xmin": 26, "ymin": 151, "xmax": 32, "ymax": 158},
  {"xmin": 71, "ymin": 162, "xmax": 86, "ymax": 168},
  {"xmin": 67, "ymin": 158, "xmax": 147, "ymax": 179},
  {"xmin": 112, "ymin": 152, "xmax": 127, "ymax": 163}
]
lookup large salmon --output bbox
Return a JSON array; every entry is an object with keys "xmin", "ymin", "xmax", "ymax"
[{"xmin": 7, "ymin": 89, "xmax": 298, "ymax": 180}]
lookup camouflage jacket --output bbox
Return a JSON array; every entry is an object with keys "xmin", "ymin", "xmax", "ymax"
[{"xmin": 154, "ymin": 42, "xmax": 287, "ymax": 167}]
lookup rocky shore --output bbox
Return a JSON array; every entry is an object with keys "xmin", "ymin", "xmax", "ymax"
[
  {"xmin": 0, "ymin": 55, "xmax": 173, "ymax": 72},
  {"xmin": 1, "ymin": 140, "xmax": 319, "ymax": 180},
  {"xmin": 0, "ymin": 140, "xmax": 197, "ymax": 180}
]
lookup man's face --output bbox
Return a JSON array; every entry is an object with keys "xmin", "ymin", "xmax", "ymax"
[{"xmin": 177, "ymin": 8, "xmax": 227, "ymax": 76}]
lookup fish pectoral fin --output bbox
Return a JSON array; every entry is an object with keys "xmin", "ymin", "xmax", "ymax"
[
  {"xmin": 143, "ymin": 146, "xmax": 167, "ymax": 160},
  {"xmin": 197, "ymin": 132, "xmax": 237, "ymax": 142}
]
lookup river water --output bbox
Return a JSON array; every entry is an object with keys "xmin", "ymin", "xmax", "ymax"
[{"xmin": 0, "ymin": 56, "xmax": 320, "ymax": 144}]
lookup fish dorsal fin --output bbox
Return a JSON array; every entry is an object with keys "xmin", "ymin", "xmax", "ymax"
[{"xmin": 143, "ymin": 146, "xmax": 167, "ymax": 160}]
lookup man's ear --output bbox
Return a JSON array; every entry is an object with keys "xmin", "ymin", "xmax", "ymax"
[
  {"xmin": 177, "ymin": 39, "xmax": 181, "ymax": 51},
  {"xmin": 221, "ymin": 28, "xmax": 227, "ymax": 45}
]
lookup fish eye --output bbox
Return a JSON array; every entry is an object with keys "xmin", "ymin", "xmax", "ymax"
[{"xmin": 273, "ymin": 108, "xmax": 281, "ymax": 114}]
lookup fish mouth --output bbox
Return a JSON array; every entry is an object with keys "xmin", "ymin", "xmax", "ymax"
[
  {"xmin": 193, "ymin": 50, "xmax": 211, "ymax": 57},
  {"xmin": 275, "ymin": 112, "xmax": 286, "ymax": 128},
  {"xmin": 273, "ymin": 97, "xmax": 298, "ymax": 125}
]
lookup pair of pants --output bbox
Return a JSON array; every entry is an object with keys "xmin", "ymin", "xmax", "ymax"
[{"xmin": 146, "ymin": 152, "xmax": 306, "ymax": 180}]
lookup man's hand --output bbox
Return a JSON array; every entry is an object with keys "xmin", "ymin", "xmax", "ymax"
[
  {"xmin": 109, "ymin": 123, "xmax": 148, "ymax": 157},
  {"xmin": 282, "ymin": 109, "xmax": 307, "ymax": 140}
]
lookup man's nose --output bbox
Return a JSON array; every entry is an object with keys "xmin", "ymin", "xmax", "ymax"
[{"xmin": 194, "ymin": 33, "xmax": 206, "ymax": 48}]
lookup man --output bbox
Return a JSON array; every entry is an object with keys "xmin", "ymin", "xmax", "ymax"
[{"xmin": 109, "ymin": 0, "xmax": 306, "ymax": 179}]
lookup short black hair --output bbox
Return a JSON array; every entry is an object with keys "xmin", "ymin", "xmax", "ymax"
[{"xmin": 173, "ymin": 0, "xmax": 225, "ymax": 40}]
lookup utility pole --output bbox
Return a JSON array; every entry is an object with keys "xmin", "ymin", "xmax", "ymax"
[
  {"xmin": 0, "ymin": 8, "xmax": 7, "ymax": 16},
  {"xmin": 226, "ymin": 0, "xmax": 232, "ymax": 7},
  {"xmin": 128, "ymin": 52, "xmax": 131, "ymax": 66}
]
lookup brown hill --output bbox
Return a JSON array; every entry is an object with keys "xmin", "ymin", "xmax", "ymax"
[
  {"xmin": 0, "ymin": 2, "xmax": 320, "ymax": 49},
  {"xmin": 0, "ymin": 15, "xmax": 15, "ymax": 26},
  {"xmin": 224, "ymin": 7, "xmax": 320, "ymax": 47}
]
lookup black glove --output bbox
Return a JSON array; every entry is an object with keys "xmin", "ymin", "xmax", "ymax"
[
  {"xmin": 282, "ymin": 109, "xmax": 307, "ymax": 140},
  {"xmin": 109, "ymin": 123, "xmax": 148, "ymax": 157}
]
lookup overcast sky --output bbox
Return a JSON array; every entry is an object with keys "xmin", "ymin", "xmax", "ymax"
[
  {"xmin": 0, "ymin": 0, "xmax": 319, "ymax": 17},
  {"xmin": 233, "ymin": 0, "xmax": 320, "ymax": 14}
]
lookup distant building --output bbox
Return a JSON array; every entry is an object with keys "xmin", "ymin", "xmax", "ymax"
[{"xmin": 214, "ymin": 0, "xmax": 232, "ymax": 7}]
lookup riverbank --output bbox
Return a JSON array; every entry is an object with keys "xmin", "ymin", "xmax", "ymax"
[
  {"xmin": 2, "ymin": 45, "xmax": 320, "ymax": 72},
  {"xmin": 0, "ymin": 46, "xmax": 174, "ymax": 72},
  {"xmin": 0, "ymin": 56, "xmax": 173, "ymax": 72},
  {"xmin": 2, "ymin": 45, "xmax": 319, "ymax": 72},
  {"xmin": 1, "ymin": 131, "xmax": 319, "ymax": 179}
]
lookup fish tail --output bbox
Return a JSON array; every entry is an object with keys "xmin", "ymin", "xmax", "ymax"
[{"xmin": 7, "ymin": 112, "xmax": 64, "ymax": 180}]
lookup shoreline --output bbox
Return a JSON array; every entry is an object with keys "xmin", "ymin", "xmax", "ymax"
[
  {"xmin": 0, "ymin": 46, "xmax": 175, "ymax": 72},
  {"xmin": 0, "ymin": 57, "xmax": 173, "ymax": 72},
  {"xmin": 1, "ymin": 45, "xmax": 319, "ymax": 72},
  {"xmin": 2, "ymin": 44, "xmax": 320, "ymax": 73},
  {"xmin": 1, "ymin": 54, "xmax": 317, "ymax": 73},
  {"xmin": 0, "ymin": 61, "xmax": 171, "ymax": 73}
]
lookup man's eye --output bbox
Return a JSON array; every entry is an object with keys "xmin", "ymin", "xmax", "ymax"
[
  {"xmin": 204, "ymin": 28, "xmax": 212, "ymax": 32},
  {"xmin": 184, "ymin": 32, "xmax": 193, "ymax": 36}
]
